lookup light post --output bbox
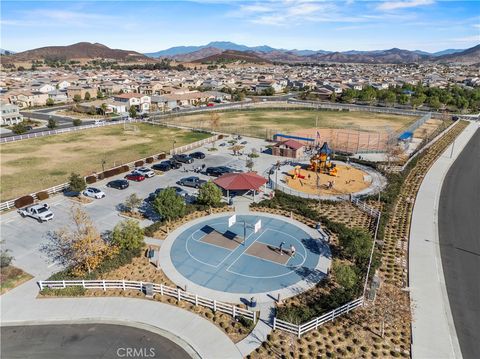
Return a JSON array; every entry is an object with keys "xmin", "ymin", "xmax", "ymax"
[{"xmin": 172, "ymin": 139, "xmax": 177, "ymax": 155}]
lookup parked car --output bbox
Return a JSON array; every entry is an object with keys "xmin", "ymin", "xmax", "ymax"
[
  {"xmin": 133, "ymin": 167, "xmax": 155, "ymax": 178},
  {"xmin": 171, "ymin": 186, "xmax": 189, "ymax": 197},
  {"xmin": 240, "ymin": 141, "xmax": 248, "ymax": 145},
  {"xmin": 207, "ymin": 103, "xmax": 215, "ymax": 107},
  {"xmin": 190, "ymin": 151, "xmax": 206, "ymax": 159},
  {"xmin": 25, "ymin": 125, "xmax": 33, "ymax": 131},
  {"xmin": 152, "ymin": 162, "xmax": 171, "ymax": 172},
  {"xmin": 173, "ymin": 154, "xmax": 194, "ymax": 164},
  {"xmin": 147, "ymin": 188, "xmax": 164, "ymax": 202},
  {"xmin": 219, "ymin": 142, "xmax": 226, "ymax": 147},
  {"xmin": 205, "ymin": 166, "xmax": 236, "ymax": 177},
  {"xmin": 125, "ymin": 173, "xmax": 146, "ymax": 182},
  {"xmin": 106, "ymin": 179, "xmax": 129, "ymax": 190},
  {"xmin": 178, "ymin": 176, "xmax": 207, "ymax": 188},
  {"xmin": 18, "ymin": 204, "xmax": 54, "ymax": 222},
  {"xmin": 83, "ymin": 187, "xmax": 106, "ymax": 199}
]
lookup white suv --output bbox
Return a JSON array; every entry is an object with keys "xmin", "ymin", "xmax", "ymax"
[
  {"xmin": 83, "ymin": 187, "xmax": 106, "ymax": 199},
  {"xmin": 133, "ymin": 167, "xmax": 155, "ymax": 178}
]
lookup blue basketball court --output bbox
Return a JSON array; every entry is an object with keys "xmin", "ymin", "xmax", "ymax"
[{"xmin": 169, "ymin": 214, "xmax": 325, "ymax": 294}]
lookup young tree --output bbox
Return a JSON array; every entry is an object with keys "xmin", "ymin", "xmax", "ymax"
[
  {"xmin": 47, "ymin": 118, "xmax": 57, "ymax": 129},
  {"xmin": 96, "ymin": 89, "xmax": 104, "ymax": 99},
  {"xmin": 73, "ymin": 94, "xmax": 82, "ymax": 103},
  {"xmin": 209, "ymin": 112, "xmax": 220, "ymax": 132},
  {"xmin": 42, "ymin": 206, "xmax": 118, "ymax": 275},
  {"xmin": 111, "ymin": 219, "xmax": 144, "ymax": 251},
  {"xmin": 128, "ymin": 106, "xmax": 137, "ymax": 119},
  {"xmin": 246, "ymin": 157, "xmax": 254, "ymax": 171},
  {"xmin": 123, "ymin": 193, "xmax": 142, "ymax": 213},
  {"xmin": 152, "ymin": 187, "xmax": 185, "ymax": 223},
  {"xmin": 11, "ymin": 122, "xmax": 27, "ymax": 134},
  {"xmin": 332, "ymin": 261, "xmax": 358, "ymax": 290},
  {"xmin": 68, "ymin": 172, "xmax": 86, "ymax": 193},
  {"xmin": 0, "ymin": 240, "xmax": 13, "ymax": 268},
  {"xmin": 364, "ymin": 283, "xmax": 411, "ymax": 338},
  {"xmin": 84, "ymin": 91, "xmax": 91, "ymax": 101},
  {"xmin": 339, "ymin": 227, "xmax": 373, "ymax": 265},
  {"xmin": 197, "ymin": 182, "xmax": 222, "ymax": 207},
  {"xmin": 46, "ymin": 98, "xmax": 55, "ymax": 106},
  {"xmin": 100, "ymin": 103, "xmax": 108, "ymax": 116},
  {"xmin": 72, "ymin": 118, "xmax": 82, "ymax": 126}
]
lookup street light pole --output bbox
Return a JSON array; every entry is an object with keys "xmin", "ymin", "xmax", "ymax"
[{"xmin": 172, "ymin": 139, "xmax": 177, "ymax": 155}]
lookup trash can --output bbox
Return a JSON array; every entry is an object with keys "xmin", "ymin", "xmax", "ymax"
[
  {"xmin": 250, "ymin": 297, "xmax": 257, "ymax": 308},
  {"xmin": 144, "ymin": 283, "xmax": 154, "ymax": 299},
  {"xmin": 148, "ymin": 248, "xmax": 155, "ymax": 259}
]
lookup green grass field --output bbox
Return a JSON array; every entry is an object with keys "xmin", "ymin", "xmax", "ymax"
[
  {"xmin": 169, "ymin": 108, "xmax": 416, "ymax": 138},
  {"xmin": 0, "ymin": 124, "xmax": 209, "ymax": 201}
]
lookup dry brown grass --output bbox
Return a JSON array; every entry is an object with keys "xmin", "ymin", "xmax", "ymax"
[{"xmin": 0, "ymin": 266, "xmax": 33, "ymax": 295}]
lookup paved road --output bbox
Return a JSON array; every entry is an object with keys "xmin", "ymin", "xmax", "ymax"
[
  {"xmin": 439, "ymin": 129, "xmax": 480, "ymax": 359},
  {"xmin": 1, "ymin": 324, "xmax": 192, "ymax": 359}
]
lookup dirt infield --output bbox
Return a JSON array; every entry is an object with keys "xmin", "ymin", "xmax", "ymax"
[
  {"xmin": 288, "ymin": 128, "xmax": 393, "ymax": 153},
  {"xmin": 200, "ymin": 229, "xmax": 242, "ymax": 250},
  {"xmin": 245, "ymin": 242, "xmax": 291, "ymax": 264},
  {"xmin": 285, "ymin": 164, "xmax": 371, "ymax": 195}
]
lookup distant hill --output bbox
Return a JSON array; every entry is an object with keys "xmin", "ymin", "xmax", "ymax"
[
  {"xmin": 193, "ymin": 50, "xmax": 270, "ymax": 64},
  {"xmin": 145, "ymin": 41, "xmax": 315, "ymax": 58},
  {"xmin": 434, "ymin": 45, "xmax": 480, "ymax": 65},
  {"xmin": 0, "ymin": 49, "xmax": 15, "ymax": 55},
  {"xmin": 171, "ymin": 47, "xmax": 223, "ymax": 62},
  {"xmin": 3, "ymin": 42, "xmax": 151, "ymax": 63}
]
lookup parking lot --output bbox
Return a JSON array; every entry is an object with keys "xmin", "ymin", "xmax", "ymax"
[{"xmin": 0, "ymin": 136, "xmax": 280, "ymax": 278}]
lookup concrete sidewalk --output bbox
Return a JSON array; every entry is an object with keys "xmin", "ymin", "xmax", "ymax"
[
  {"xmin": 1, "ymin": 279, "xmax": 243, "ymax": 359},
  {"xmin": 409, "ymin": 121, "xmax": 478, "ymax": 359}
]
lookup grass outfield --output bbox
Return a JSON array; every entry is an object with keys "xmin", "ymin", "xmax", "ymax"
[
  {"xmin": 0, "ymin": 124, "xmax": 209, "ymax": 201},
  {"xmin": 171, "ymin": 109, "xmax": 416, "ymax": 137}
]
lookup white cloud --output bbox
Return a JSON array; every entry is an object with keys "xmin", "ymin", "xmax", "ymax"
[{"xmin": 377, "ymin": 0, "xmax": 435, "ymax": 11}]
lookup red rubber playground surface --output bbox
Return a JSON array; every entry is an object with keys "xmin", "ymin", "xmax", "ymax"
[{"xmin": 169, "ymin": 214, "xmax": 329, "ymax": 294}]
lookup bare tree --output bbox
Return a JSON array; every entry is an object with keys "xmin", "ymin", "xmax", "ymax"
[
  {"xmin": 42, "ymin": 206, "xmax": 117, "ymax": 275},
  {"xmin": 364, "ymin": 283, "xmax": 412, "ymax": 338}
]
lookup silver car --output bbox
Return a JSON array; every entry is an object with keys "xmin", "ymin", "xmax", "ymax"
[{"xmin": 133, "ymin": 167, "xmax": 155, "ymax": 178}]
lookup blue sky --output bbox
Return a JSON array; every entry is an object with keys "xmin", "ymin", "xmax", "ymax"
[{"xmin": 1, "ymin": 0, "xmax": 479, "ymax": 53}]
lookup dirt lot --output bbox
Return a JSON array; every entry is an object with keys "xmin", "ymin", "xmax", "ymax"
[
  {"xmin": 170, "ymin": 109, "xmax": 416, "ymax": 139},
  {"xmin": 0, "ymin": 124, "xmax": 209, "ymax": 201}
]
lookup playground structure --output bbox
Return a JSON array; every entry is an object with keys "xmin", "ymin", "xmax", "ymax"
[
  {"xmin": 308, "ymin": 142, "xmax": 338, "ymax": 176},
  {"xmin": 292, "ymin": 166, "xmax": 306, "ymax": 180}
]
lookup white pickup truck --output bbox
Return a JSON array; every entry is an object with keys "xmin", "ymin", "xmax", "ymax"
[{"xmin": 18, "ymin": 203, "xmax": 54, "ymax": 222}]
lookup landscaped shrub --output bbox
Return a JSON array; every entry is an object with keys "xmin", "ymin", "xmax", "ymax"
[
  {"xmin": 36, "ymin": 191, "xmax": 49, "ymax": 200},
  {"xmin": 145, "ymin": 157, "xmax": 154, "ymax": 164},
  {"xmin": 97, "ymin": 172, "xmax": 105, "ymax": 180},
  {"xmin": 14, "ymin": 195, "xmax": 34, "ymax": 208},
  {"xmin": 121, "ymin": 165, "xmax": 130, "ymax": 172},
  {"xmin": 85, "ymin": 175, "xmax": 97, "ymax": 184},
  {"xmin": 158, "ymin": 153, "xmax": 166, "ymax": 160},
  {"xmin": 144, "ymin": 221, "xmax": 164, "ymax": 237},
  {"xmin": 134, "ymin": 160, "xmax": 144, "ymax": 167}
]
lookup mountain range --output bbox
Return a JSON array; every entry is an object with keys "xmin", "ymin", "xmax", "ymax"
[
  {"xmin": 1, "ymin": 42, "xmax": 477, "ymax": 66},
  {"xmin": 145, "ymin": 41, "xmax": 469, "ymax": 62}
]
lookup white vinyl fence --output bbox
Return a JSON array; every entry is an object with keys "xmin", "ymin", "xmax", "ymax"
[
  {"xmin": 38, "ymin": 280, "xmax": 256, "ymax": 322},
  {"xmin": 273, "ymin": 297, "xmax": 364, "ymax": 337},
  {"xmin": 350, "ymin": 197, "xmax": 381, "ymax": 218}
]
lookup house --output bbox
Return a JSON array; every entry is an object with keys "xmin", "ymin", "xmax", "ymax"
[
  {"xmin": 31, "ymin": 83, "xmax": 55, "ymax": 93},
  {"xmin": 272, "ymin": 139, "xmax": 305, "ymax": 159},
  {"xmin": 0, "ymin": 103, "xmax": 23, "ymax": 125},
  {"xmin": 48, "ymin": 90, "xmax": 69, "ymax": 103},
  {"xmin": 8, "ymin": 91, "xmax": 49, "ymax": 108},
  {"xmin": 113, "ymin": 93, "xmax": 151, "ymax": 113},
  {"xmin": 78, "ymin": 99, "xmax": 126, "ymax": 115},
  {"xmin": 66, "ymin": 86, "xmax": 94, "ymax": 100}
]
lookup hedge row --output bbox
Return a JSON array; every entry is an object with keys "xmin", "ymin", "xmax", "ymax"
[
  {"xmin": 85, "ymin": 175, "xmax": 97, "ymax": 184},
  {"xmin": 36, "ymin": 191, "xmax": 49, "ymax": 201},
  {"xmin": 14, "ymin": 195, "xmax": 34, "ymax": 208}
]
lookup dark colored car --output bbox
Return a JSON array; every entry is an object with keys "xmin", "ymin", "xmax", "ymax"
[
  {"xmin": 106, "ymin": 179, "xmax": 129, "ymax": 190},
  {"xmin": 190, "ymin": 151, "xmax": 206, "ymax": 159},
  {"xmin": 152, "ymin": 162, "xmax": 171, "ymax": 172},
  {"xmin": 147, "ymin": 188, "xmax": 164, "ymax": 202},
  {"xmin": 125, "ymin": 173, "xmax": 146, "ymax": 182},
  {"xmin": 205, "ymin": 166, "xmax": 236, "ymax": 177},
  {"xmin": 173, "ymin": 154, "xmax": 194, "ymax": 164},
  {"xmin": 25, "ymin": 125, "xmax": 33, "ymax": 131},
  {"xmin": 178, "ymin": 176, "xmax": 207, "ymax": 188}
]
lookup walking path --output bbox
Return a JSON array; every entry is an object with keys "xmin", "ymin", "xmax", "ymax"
[
  {"xmin": 1, "ymin": 279, "xmax": 243, "ymax": 359},
  {"xmin": 236, "ymin": 302, "xmax": 275, "ymax": 357},
  {"xmin": 409, "ymin": 121, "xmax": 478, "ymax": 359}
]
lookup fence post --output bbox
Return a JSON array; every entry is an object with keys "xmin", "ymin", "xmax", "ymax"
[
  {"xmin": 103, "ymin": 280, "xmax": 106, "ymax": 291},
  {"xmin": 62, "ymin": 280, "xmax": 66, "ymax": 289},
  {"xmin": 273, "ymin": 317, "xmax": 276, "ymax": 330},
  {"xmin": 298, "ymin": 325, "xmax": 302, "ymax": 338},
  {"xmin": 177, "ymin": 288, "xmax": 181, "ymax": 302},
  {"xmin": 82, "ymin": 279, "xmax": 85, "ymax": 289},
  {"xmin": 122, "ymin": 280, "xmax": 126, "ymax": 291},
  {"xmin": 160, "ymin": 284, "xmax": 164, "ymax": 296},
  {"xmin": 253, "ymin": 310, "xmax": 256, "ymax": 323},
  {"xmin": 195, "ymin": 294, "xmax": 198, "ymax": 306},
  {"xmin": 232, "ymin": 306, "xmax": 236, "ymax": 318},
  {"xmin": 213, "ymin": 300, "xmax": 217, "ymax": 312},
  {"xmin": 39, "ymin": 281, "xmax": 44, "ymax": 290}
]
